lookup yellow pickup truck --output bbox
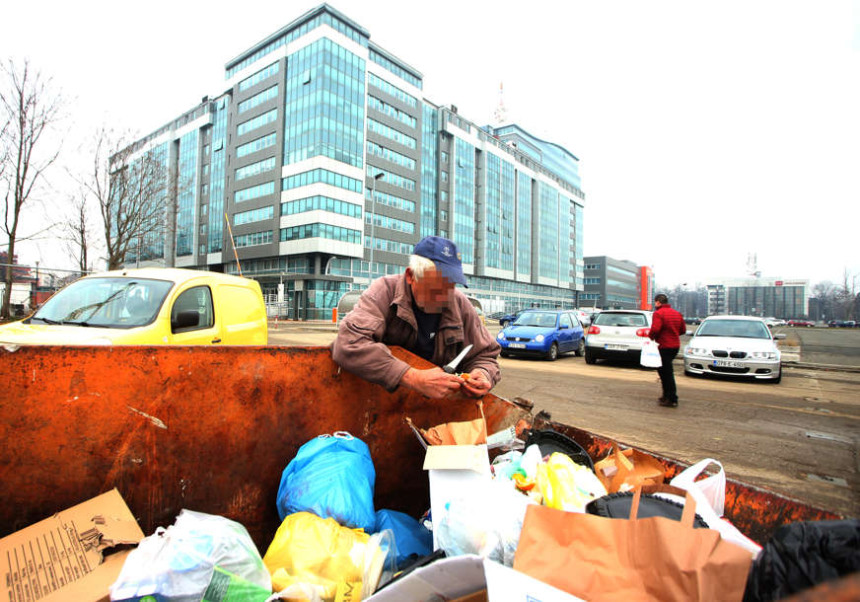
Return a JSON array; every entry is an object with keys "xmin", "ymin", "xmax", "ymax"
[{"xmin": 0, "ymin": 268, "xmax": 267, "ymax": 345}]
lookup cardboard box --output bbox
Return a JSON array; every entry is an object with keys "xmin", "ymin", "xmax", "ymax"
[
  {"xmin": 366, "ymin": 554, "xmax": 582, "ymax": 601},
  {"xmin": 423, "ymin": 444, "xmax": 492, "ymax": 551},
  {"xmin": 1, "ymin": 488, "xmax": 144, "ymax": 602}
]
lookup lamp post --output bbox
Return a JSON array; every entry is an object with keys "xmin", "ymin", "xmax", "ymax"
[{"xmin": 367, "ymin": 172, "xmax": 384, "ymax": 280}]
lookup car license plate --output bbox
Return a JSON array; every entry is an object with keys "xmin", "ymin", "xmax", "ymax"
[
  {"xmin": 713, "ymin": 359, "xmax": 744, "ymax": 368},
  {"xmin": 605, "ymin": 344, "xmax": 627, "ymax": 350},
  {"xmin": 508, "ymin": 343, "xmax": 526, "ymax": 349}
]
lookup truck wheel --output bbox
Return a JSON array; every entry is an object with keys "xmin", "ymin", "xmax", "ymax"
[
  {"xmin": 574, "ymin": 339, "xmax": 585, "ymax": 357},
  {"xmin": 546, "ymin": 343, "xmax": 559, "ymax": 361},
  {"xmin": 585, "ymin": 349, "xmax": 596, "ymax": 364}
]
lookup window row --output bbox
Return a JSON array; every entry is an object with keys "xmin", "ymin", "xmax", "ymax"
[
  {"xmin": 281, "ymin": 195, "xmax": 362, "ymax": 219},
  {"xmin": 234, "ymin": 205, "xmax": 274, "ymax": 226},
  {"xmin": 237, "ymin": 85, "xmax": 278, "ymax": 114},
  {"xmin": 236, "ymin": 133, "xmax": 277, "ymax": 158},
  {"xmin": 235, "ymin": 156, "xmax": 276, "ymax": 181},
  {"xmin": 238, "ymin": 62, "xmax": 279, "ymax": 92},
  {"xmin": 367, "ymin": 95, "xmax": 416, "ymax": 128},
  {"xmin": 280, "ymin": 223, "xmax": 361, "ymax": 244},
  {"xmin": 366, "ymin": 212, "xmax": 415, "ymax": 234},
  {"xmin": 366, "ymin": 140, "xmax": 416, "ymax": 171},
  {"xmin": 365, "ymin": 188, "xmax": 415, "ymax": 213},
  {"xmin": 237, "ymin": 109, "xmax": 278, "ymax": 137},
  {"xmin": 281, "ymin": 169, "xmax": 362, "ymax": 193},
  {"xmin": 235, "ymin": 230, "xmax": 273, "ymax": 248},
  {"xmin": 367, "ymin": 118, "xmax": 416, "ymax": 149},
  {"xmin": 235, "ymin": 181, "xmax": 275, "ymax": 203},
  {"xmin": 368, "ymin": 48, "xmax": 422, "ymax": 90},
  {"xmin": 367, "ymin": 166, "xmax": 415, "ymax": 191},
  {"xmin": 367, "ymin": 72, "xmax": 417, "ymax": 108}
]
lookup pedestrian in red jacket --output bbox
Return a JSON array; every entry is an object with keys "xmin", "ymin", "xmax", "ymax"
[{"xmin": 649, "ymin": 294, "xmax": 686, "ymax": 407}]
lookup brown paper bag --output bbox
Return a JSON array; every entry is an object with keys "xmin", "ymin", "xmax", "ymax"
[
  {"xmin": 410, "ymin": 401, "xmax": 487, "ymax": 445},
  {"xmin": 593, "ymin": 443, "xmax": 666, "ymax": 493},
  {"xmin": 513, "ymin": 484, "xmax": 753, "ymax": 601}
]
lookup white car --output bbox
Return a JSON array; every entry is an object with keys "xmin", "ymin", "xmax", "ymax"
[
  {"xmin": 584, "ymin": 310, "xmax": 653, "ymax": 364},
  {"xmin": 684, "ymin": 315, "xmax": 784, "ymax": 383}
]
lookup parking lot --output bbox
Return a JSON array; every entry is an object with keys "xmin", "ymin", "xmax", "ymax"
[{"xmin": 269, "ymin": 321, "xmax": 859, "ymax": 518}]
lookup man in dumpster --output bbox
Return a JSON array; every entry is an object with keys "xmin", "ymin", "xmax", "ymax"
[{"xmin": 332, "ymin": 235, "xmax": 501, "ymax": 399}]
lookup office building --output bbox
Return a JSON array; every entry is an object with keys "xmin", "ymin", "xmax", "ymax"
[
  {"xmin": 706, "ymin": 277, "xmax": 809, "ymax": 318},
  {"xmin": 115, "ymin": 4, "xmax": 585, "ymax": 319},
  {"xmin": 582, "ymin": 256, "xmax": 642, "ymax": 310}
]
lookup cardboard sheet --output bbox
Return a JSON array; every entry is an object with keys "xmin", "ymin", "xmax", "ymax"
[{"xmin": 1, "ymin": 488, "xmax": 144, "ymax": 602}]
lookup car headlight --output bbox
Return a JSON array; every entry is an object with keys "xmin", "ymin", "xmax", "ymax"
[
  {"xmin": 751, "ymin": 351, "xmax": 778, "ymax": 360},
  {"xmin": 497, "ymin": 332, "xmax": 505, "ymax": 340},
  {"xmin": 685, "ymin": 346, "xmax": 709, "ymax": 356},
  {"xmin": 535, "ymin": 334, "xmax": 545, "ymax": 342}
]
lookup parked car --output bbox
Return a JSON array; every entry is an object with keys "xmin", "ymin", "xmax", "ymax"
[
  {"xmin": 496, "ymin": 309, "xmax": 585, "ymax": 361},
  {"xmin": 787, "ymin": 319, "xmax": 815, "ymax": 327},
  {"xmin": 498, "ymin": 310, "xmax": 525, "ymax": 327},
  {"xmin": 572, "ymin": 308, "xmax": 593, "ymax": 327},
  {"xmin": 0, "ymin": 268, "xmax": 268, "ymax": 345},
  {"xmin": 763, "ymin": 317, "xmax": 786, "ymax": 328},
  {"xmin": 684, "ymin": 315, "xmax": 783, "ymax": 383},
  {"xmin": 685, "ymin": 317, "xmax": 703, "ymax": 326},
  {"xmin": 583, "ymin": 309, "xmax": 653, "ymax": 365}
]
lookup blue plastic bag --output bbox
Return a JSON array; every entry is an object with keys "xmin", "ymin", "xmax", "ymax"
[
  {"xmin": 374, "ymin": 509, "xmax": 433, "ymax": 569},
  {"xmin": 276, "ymin": 432, "xmax": 376, "ymax": 532}
]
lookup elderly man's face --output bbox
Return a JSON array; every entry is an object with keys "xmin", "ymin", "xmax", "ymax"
[{"xmin": 407, "ymin": 266, "xmax": 456, "ymax": 314}]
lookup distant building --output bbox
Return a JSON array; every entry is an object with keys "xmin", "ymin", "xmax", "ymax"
[
  {"xmin": 638, "ymin": 266, "xmax": 654, "ymax": 311},
  {"xmin": 110, "ymin": 3, "xmax": 586, "ymax": 320},
  {"xmin": 582, "ymin": 256, "xmax": 641, "ymax": 310},
  {"xmin": 706, "ymin": 277, "xmax": 809, "ymax": 318}
]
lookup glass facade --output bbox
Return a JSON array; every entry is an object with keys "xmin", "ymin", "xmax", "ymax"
[
  {"xmin": 516, "ymin": 171, "xmax": 532, "ymax": 278},
  {"xmin": 537, "ymin": 182, "xmax": 558, "ymax": 279},
  {"xmin": 208, "ymin": 97, "xmax": 228, "ymax": 253},
  {"xmin": 420, "ymin": 103, "xmax": 437, "ymax": 238},
  {"xmin": 176, "ymin": 130, "xmax": 198, "ymax": 257},
  {"xmin": 283, "ymin": 38, "xmax": 365, "ymax": 168},
  {"xmin": 453, "ymin": 137, "xmax": 475, "ymax": 264}
]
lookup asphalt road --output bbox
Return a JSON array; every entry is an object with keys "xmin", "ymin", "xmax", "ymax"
[{"xmin": 268, "ymin": 322, "xmax": 859, "ymax": 517}]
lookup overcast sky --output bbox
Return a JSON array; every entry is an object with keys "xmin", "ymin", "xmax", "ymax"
[{"xmin": 3, "ymin": 0, "xmax": 859, "ymax": 288}]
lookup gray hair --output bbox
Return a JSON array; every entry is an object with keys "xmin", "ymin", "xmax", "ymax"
[{"xmin": 409, "ymin": 254, "xmax": 435, "ymax": 279}]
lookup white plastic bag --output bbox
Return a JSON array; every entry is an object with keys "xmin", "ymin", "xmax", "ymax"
[
  {"xmin": 436, "ymin": 478, "xmax": 535, "ymax": 566},
  {"xmin": 667, "ymin": 459, "xmax": 763, "ymax": 558},
  {"xmin": 670, "ymin": 458, "xmax": 726, "ymax": 516},
  {"xmin": 640, "ymin": 339, "xmax": 662, "ymax": 368}
]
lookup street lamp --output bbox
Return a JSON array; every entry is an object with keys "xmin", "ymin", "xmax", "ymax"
[{"xmin": 367, "ymin": 172, "xmax": 384, "ymax": 280}]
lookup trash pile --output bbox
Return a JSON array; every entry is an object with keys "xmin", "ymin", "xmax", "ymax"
[{"xmin": 5, "ymin": 404, "xmax": 857, "ymax": 602}]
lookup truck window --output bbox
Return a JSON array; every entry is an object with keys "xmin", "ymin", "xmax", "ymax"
[{"xmin": 171, "ymin": 286, "xmax": 214, "ymax": 333}]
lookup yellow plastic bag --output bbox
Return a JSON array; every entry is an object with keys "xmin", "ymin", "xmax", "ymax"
[
  {"xmin": 263, "ymin": 512, "xmax": 387, "ymax": 601},
  {"xmin": 537, "ymin": 452, "xmax": 607, "ymax": 512}
]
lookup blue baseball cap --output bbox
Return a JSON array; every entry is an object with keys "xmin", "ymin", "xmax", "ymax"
[{"xmin": 413, "ymin": 236, "xmax": 468, "ymax": 287}]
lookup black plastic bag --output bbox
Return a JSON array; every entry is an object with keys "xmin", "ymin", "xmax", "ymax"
[{"xmin": 743, "ymin": 519, "xmax": 860, "ymax": 601}]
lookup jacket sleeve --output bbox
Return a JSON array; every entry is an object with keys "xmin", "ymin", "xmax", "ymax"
[
  {"xmin": 459, "ymin": 300, "xmax": 502, "ymax": 387},
  {"xmin": 330, "ymin": 281, "xmax": 411, "ymax": 392},
  {"xmin": 649, "ymin": 311, "xmax": 663, "ymax": 341}
]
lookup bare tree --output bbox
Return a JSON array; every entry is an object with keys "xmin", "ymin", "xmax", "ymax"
[
  {"xmin": 63, "ymin": 189, "xmax": 90, "ymax": 272},
  {"xmin": 83, "ymin": 128, "xmax": 172, "ymax": 270},
  {"xmin": 835, "ymin": 269, "xmax": 858, "ymax": 322},
  {"xmin": 0, "ymin": 59, "xmax": 64, "ymax": 319}
]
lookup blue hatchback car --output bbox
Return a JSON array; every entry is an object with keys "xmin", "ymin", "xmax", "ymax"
[{"xmin": 496, "ymin": 309, "xmax": 586, "ymax": 361}]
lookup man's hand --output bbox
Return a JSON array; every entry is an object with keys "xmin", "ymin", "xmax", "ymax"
[
  {"xmin": 460, "ymin": 369, "xmax": 492, "ymax": 398},
  {"xmin": 400, "ymin": 367, "xmax": 464, "ymax": 399}
]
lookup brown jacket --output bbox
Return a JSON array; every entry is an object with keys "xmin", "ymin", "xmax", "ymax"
[{"xmin": 331, "ymin": 273, "xmax": 501, "ymax": 392}]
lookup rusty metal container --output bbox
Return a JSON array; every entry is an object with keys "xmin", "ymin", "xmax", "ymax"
[{"xmin": 0, "ymin": 345, "xmax": 843, "ymax": 554}]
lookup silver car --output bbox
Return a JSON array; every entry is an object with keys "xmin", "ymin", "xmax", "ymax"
[
  {"xmin": 684, "ymin": 315, "xmax": 784, "ymax": 383},
  {"xmin": 584, "ymin": 310, "xmax": 653, "ymax": 364}
]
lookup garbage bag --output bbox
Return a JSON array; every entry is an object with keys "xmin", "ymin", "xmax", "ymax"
[
  {"xmin": 537, "ymin": 452, "xmax": 607, "ymax": 512},
  {"xmin": 110, "ymin": 509, "xmax": 271, "ymax": 602},
  {"xmin": 374, "ymin": 509, "xmax": 433, "ymax": 569},
  {"xmin": 263, "ymin": 511, "xmax": 394, "ymax": 601},
  {"xmin": 743, "ymin": 519, "xmax": 860, "ymax": 602},
  {"xmin": 276, "ymin": 432, "xmax": 376, "ymax": 532},
  {"xmin": 436, "ymin": 478, "xmax": 535, "ymax": 566}
]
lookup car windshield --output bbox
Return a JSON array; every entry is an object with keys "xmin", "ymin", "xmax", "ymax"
[
  {"xmin": 513, "ymin": 312, "xmax": 558, "ymax": 328},
  {"xmin": 31, "ymin": 277, "xmax": 173, "ymax": 328},
  {"xmin": 696, "ymin": 319, "xmax": 771, "ymax": 339},
  {"xmin": 593, "ymin": 312, "xmax": 648, "ymax": 327}
]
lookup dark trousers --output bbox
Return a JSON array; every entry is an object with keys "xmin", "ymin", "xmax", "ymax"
[{"xmin": 658, "ymin": 347, "xmax": 679, "ymax": 402}]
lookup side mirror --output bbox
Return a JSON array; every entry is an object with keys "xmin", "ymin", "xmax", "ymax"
[{"xmin": 172, "ymin": 309, "xmax": 200, "ymax": 330}]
